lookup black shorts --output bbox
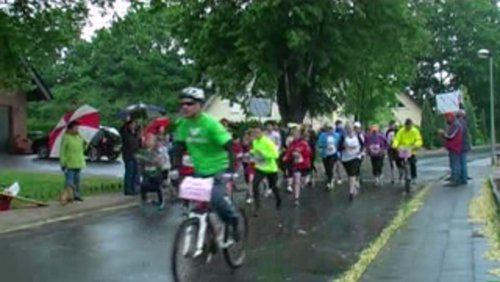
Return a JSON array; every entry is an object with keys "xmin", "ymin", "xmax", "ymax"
[{"xmin": 342, "ymin": 159, "xmax": 361, "ymax": 177}]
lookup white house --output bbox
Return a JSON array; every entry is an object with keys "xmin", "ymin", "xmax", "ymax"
[{"xmin": 204, "ymin": 93, "xmax": 422, "ymax": 127}]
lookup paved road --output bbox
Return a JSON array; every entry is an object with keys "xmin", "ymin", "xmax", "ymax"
[{"xmin": 0, "ymin": 153, "xmax": 484, "ymax": 282}]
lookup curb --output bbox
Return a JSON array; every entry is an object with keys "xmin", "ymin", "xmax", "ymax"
[
  {"xmin": 0, "ymin": 201, "xmax": 138, "ymax": 235},
  {"xmin": 489, "ymin": 174, "xmax": 500, "ymax": 205}
]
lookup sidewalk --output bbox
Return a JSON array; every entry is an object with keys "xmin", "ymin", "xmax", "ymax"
[
  {"xmin": 0, "ymin": 193, "xmax": 137, "ymax": 234},
  {"xmin": 361, "ymin": 158, "xmax": 500, "ymax": 282}
]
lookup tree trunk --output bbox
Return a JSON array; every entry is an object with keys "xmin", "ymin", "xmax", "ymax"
[{"xmin": 276, "ymin": 69, "xmax": 307, "ymax": 124}]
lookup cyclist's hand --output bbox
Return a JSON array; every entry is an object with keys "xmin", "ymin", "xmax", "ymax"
[{"xmin": 169, "ymin": 169, "xmax": 180, "ymax": 180}]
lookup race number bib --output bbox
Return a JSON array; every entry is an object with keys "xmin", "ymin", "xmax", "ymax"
[
  {"xmin": 293, "ymin": 151, "xmax": 303, "ymax": 164},
  {"xmin": 252, "ymin": 153, "xmax": 266, "ymax": 166},
  {"xmin": 242, "ymin": 152, "xmax": 251, "ymax": 163},
  {"xmin": 369, "ymin": 144, "xmax": 381, "ymax": 155},
  {"xmin": 182, "ymin": 155, "xmax": 193, "ymax": 167},
  {"xmin": 326, "ymin": 136, "xmax": 337, "ymax": 155}
]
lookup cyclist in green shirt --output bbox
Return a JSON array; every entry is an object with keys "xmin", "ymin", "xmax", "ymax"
[{"xmin": 171, "ymin": 87, "xmax": 240, "ymax": 241}]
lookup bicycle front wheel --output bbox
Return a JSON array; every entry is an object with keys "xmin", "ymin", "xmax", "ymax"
[
  {"xmin": 171, "ymin": 218, "xmax": 206, "ymax": 282},
  {"xmin": 223, "ymin": 208, "xmax": 248, "ymax": 269}
]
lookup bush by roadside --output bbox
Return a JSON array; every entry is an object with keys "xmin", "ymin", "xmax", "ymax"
[{"xmin": 0, "ymin": 170, "xmax": 122, "ymax": 205}]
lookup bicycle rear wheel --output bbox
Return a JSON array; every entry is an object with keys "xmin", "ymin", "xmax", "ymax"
[
  {"xmin": 171, "ymin": 218, "xmax": 206, "ymax": 282},
  {"xmin": 223, "ymin": 208, "xmax": 248, "ymax": 269}
]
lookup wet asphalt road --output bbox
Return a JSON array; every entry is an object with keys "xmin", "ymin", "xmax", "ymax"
[{"xmin": 0, "ymin": 153, "xmax": 487, "ymax": 282}]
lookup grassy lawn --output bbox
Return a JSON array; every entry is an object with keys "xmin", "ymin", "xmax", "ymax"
[{"xmin": 0, "ymin": 170, "xmax": 122, "ymax": 203}]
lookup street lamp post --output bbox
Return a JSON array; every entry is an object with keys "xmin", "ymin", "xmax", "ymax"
[{"xmin": 478, "ymin": 49, "xmax": 497, "ymax": 166}]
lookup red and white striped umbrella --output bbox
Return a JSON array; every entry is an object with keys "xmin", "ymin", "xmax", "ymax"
[{"xmin": 48, "ymin": 105, "xmax": 100, "ymax": 158}]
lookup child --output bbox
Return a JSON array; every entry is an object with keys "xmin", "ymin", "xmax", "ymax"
[{"xmin": 135, "ymin": 134, "xmax": 167, "ymax": 210}]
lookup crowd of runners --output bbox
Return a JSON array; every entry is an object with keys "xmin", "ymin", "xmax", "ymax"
[{"xmin": 129, "ymin": 117, "xmax": 427, "ymax": 210}]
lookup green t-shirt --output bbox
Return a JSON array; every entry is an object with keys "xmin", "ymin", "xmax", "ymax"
[{"xmin": 175, "ymin": 113, "xmax": 231, "ymax": 176}]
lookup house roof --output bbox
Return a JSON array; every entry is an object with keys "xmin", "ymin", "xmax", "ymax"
[{"xmin": 23, "ymin": 59, "xmax": 53, "ymax": 102}]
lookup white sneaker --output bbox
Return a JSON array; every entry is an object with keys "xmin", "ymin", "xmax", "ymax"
[
  {"xmin": 264, "ymin": 188, "xmax": 272, "ymax": 198},
  {"xmin": 336, "ymin": 179, "xmax": 343, "ymax": 185},
  {"xmin": 286, "ymin": 186, "xmax": 293, "ymax": 193},
  {"xmin": 246, "ymin": 197, "xmax": 254, "ymax": 205}
]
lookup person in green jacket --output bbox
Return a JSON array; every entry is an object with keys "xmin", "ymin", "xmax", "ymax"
[
  {"xmin": 250, "ymin": 126, "xmax": 281, "ymax": 215},
  {"xmin": 60, "ymin": 121, "xmax": 87, "ymax": 201}
]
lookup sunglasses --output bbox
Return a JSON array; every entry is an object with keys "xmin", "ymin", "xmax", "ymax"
[{"xmin": 180, "ymin": 101, "xmax": 196, "ymax": 107}]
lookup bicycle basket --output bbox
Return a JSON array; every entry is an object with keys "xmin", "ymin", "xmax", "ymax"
[{"xmin": 179, "ymin": 177, "xmax": 214, "ymax": 202}]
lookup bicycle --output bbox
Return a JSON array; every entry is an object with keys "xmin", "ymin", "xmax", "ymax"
[
  {"xmin": 398, "ymin": 147, "xmax": 412, "ymax": 194},
  {"xmin": 171, "ymin": 176, "xmax": 248, "ymax": 282}
]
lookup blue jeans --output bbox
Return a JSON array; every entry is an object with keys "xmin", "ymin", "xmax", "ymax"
[
  {"xmin": 65, "ymin": 169, "xmax": 81, "ymax": 198},
  {"xmin": 202, "ymin": 173, "xmax": 239, "ymax": 227},
  {"xmin": 124, "ymin": 159, "xmax": 139, "ymax": 195},
  {"xmin": 450, "ymin": 152, "xmax": 468, "ymax": 184},
  {"xmin": 459, "ymin": 152, "xmax": 468, "ymax": 184}
]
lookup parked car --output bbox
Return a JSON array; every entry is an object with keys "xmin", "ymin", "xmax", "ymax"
[{"xmin": 31, "ymin": 126, "xmax": 122, "ymax": 162}]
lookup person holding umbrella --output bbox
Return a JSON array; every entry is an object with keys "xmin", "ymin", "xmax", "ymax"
[
  {"xmin": 120, "ymin": 118, "xmax": 141, "ymax": 195},
  {"xmin": 60, "ymin": 121, "xmax": 86, "ymax": 203}
]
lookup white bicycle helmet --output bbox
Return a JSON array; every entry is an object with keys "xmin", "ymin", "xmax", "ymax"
[{"xmin": 180, "ymin": 87, "xmax": 205, "ymax": 102}]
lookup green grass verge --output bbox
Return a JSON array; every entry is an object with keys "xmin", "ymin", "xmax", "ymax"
[
  {"xmin": 469, "ymin": 180, "xmax": 500, "ymax": 277},
  {"xmin": 0, "ymin": 170, "xmax": 122, "ymax": 204},
  {"xmin": 333, "ymin": 184, "xmax": 432, "ymax": 282}
]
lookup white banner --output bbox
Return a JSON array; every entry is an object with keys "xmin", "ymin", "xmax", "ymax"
[{"xmin": 436, "ymin": 90, "xmax": 462, "ymax": 114}]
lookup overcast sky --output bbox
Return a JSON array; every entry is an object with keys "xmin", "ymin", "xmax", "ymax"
[{"xmin": 81, "ymin": 0, "xmax": 130, "ymax": 41}]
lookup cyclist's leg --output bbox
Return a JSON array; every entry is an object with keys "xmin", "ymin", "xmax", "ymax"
[{"xmin": 210, "ymin": 175, "xmax": 239, "ymax": 226}]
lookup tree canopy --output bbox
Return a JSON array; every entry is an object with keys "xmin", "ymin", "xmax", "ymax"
[
  {"xmin": 170, "ymin": 0, "xmax": 429, "ymax": 123},
  {"xmin": 28, "ymin": 4, "xmax": 195, "ymax": 125}
]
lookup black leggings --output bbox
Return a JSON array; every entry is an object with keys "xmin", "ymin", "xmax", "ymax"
[
  {"xmin": 140, "ymin": 175, "xmax": 163, "ymax": 204},
  {"xmin": 322, "ymin": 155, "xmax": 336, "ymax": 183},
  {"xmin": 253, "ymin": 170, "xmax": 281, "ymax": 209},
  {"xmin": 370, "ymin": 155, "xmax": 385, "ymax": 177}
]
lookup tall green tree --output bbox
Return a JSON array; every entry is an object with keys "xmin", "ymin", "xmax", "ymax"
[
  {"xmin": 29, "ymin": 6, "xmax": 195, "ymax": 125},
  {"xmin": 171, "ymin": 0, "xmax": 428, "ymax": 123},
  {"xmin": 462, "ymin": 87, "xmax": 484, "ymax": 145},
  {"xmin": 410, "ymin": 0, "xmax": 500, "ymax": 139},
  {"xmin": 0, "ymin": 0, "xmax": 115, "ymax": 89},
  {"xmin": 420, "ymin": 98, "xmax": 438, "ymax": 148}
]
